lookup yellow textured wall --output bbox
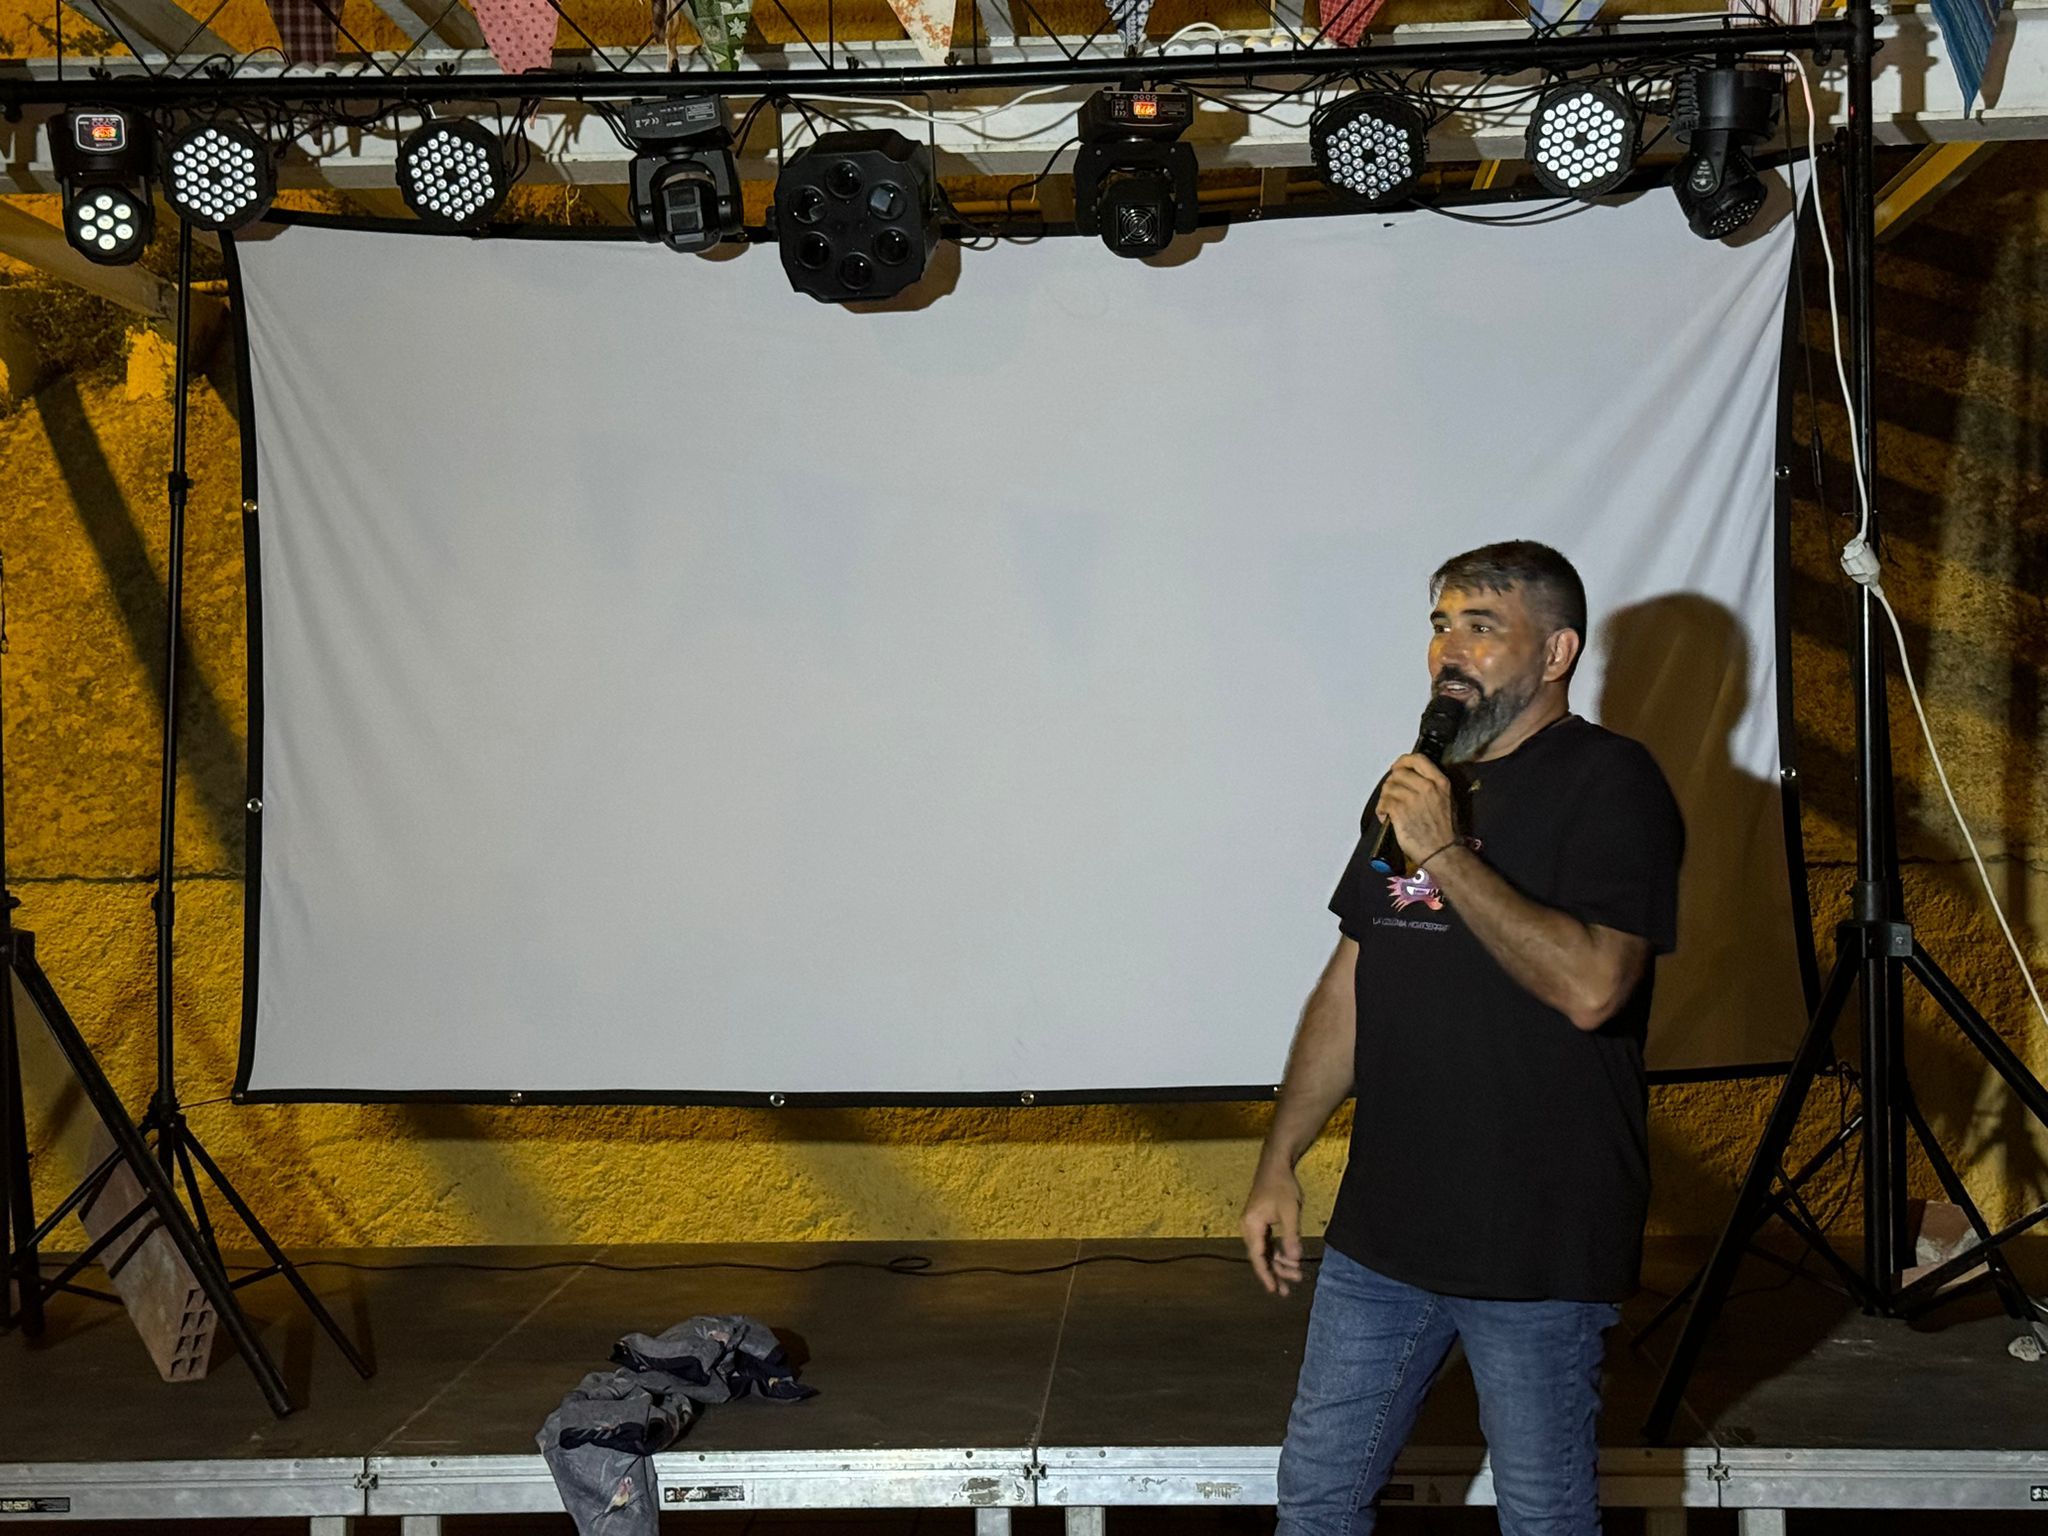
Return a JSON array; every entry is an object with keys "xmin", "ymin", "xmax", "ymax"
[{"xmin": 3, "ymin": 144, "xmax": 2046, "ymax": 1251}]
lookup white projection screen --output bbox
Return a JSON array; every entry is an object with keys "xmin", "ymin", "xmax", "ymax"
[{"xmin": 232, "ymin": 193, "xmax": 1813, "ymax": 1101}]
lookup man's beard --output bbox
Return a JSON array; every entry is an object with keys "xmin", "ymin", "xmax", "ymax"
[{"xmin": 1436, "ymin": 667, "xmax": 1539, "ymax": 763}]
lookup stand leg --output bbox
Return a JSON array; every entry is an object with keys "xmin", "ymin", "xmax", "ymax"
[
  {"xmin": 1910, "ymin": 944, "xmax": 2048, "ymax": 1128},
  {"xmin": 182, "ymin": 1131, "xmax": 373, "ymax": 1378},
  {"xmin": 168, "ymin": 1129, "xmax": 223, "ymax": 1259},
  {"xmin": 1633, "ymin": 1112, "xmax": 1864, "ymax": 1345},
  {"xmin": 1, "ymin": 961, "xmax": 42, "ymax": 1334},
  {"xmin": 1643, "ymin": 950, "xmax": 1855, "ymax": 1443},
  {"xmin": 14, "ymin": 949, "xmax": 295, "ymax": 1415},
  {"xmin": 1899, "ymin": 1089, "xmax": 2034, "ymax": 1323}
]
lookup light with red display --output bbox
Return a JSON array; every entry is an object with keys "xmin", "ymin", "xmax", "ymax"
[{"xmin": 76, "ymin": 112, "xmax": 128, "ymax": 153}]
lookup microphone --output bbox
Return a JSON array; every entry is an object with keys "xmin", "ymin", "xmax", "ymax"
[{"xmin": 1368, "ymin": 693, "xmax": 1469, "ymax": 874}]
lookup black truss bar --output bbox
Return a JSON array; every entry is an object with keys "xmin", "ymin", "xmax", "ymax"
[{"xmin": 0, "ymin": 19, "xmax": 1851, "ymax": 107}]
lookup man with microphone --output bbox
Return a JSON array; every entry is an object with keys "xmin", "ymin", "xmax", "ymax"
[{"xmin": 1241, "ymin": 540, "xmax": 1684, "ymax": 1536}]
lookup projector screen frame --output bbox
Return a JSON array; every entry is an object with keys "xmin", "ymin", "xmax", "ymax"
[{"xmin": 220, "ymin": 203, "xmax": 1822, "ymax": 1108}]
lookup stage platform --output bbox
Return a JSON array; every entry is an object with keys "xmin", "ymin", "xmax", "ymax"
[{"xmin": 4, "ymin": 1238, "xmax": 2047, "ymax": 1532}]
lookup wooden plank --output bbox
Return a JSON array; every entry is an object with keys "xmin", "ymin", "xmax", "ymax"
[
  {"xmin": 363, "ymin": 0, "xmax": 486, "ymax": 51},
  {"xmin": 64, "ymin": 0, "xmax": 230, "ymax": 60},
  {"xmin": 0, "ymin": 201, "xmax": 223, "ymax": 366},
  {"xmin": 1874, "ymin": 141, "xmax": 1999, "ymax": 241},
  {"xmin": 0, "ymin": 199, "xmax": 182, "ymax": 319},
  {"xmin": 1268, "ymin": 0, "xmax": 1309, "ymax": 41},
  {"xmin": 972, "ymin": 0, "xmax": 1015, "ymax": 45}
]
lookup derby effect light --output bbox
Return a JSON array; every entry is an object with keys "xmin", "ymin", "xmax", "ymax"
[
  {"xmin": 773, "ymin": 130, "xmax": 937, "ymax": 304},
  {"xmin": 1525, "ymin": 82, "xmax": 1638, "ymax": 199},
  {"xmin": 49, "ymin": 109, "xmax": 155, "ymax": 266},
  {"xmin": 397, "ymin": 119, "xmax": 511, "ymax": 231},
  {"xmin": 1310, "ymin": 93, "xmax": 1426, "ymax": 209},
  {"xmin": 163, "ymin": 120, "xmax": 276, "ymax": 232}
]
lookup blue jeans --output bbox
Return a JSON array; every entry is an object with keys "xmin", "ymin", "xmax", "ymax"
[{"xmin": 1276, "ymin": 1247, "xmax": 1620, "ymax": 1536}]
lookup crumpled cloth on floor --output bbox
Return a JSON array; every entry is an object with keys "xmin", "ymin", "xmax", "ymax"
[
  {"xmin": 611, "ymin": 1314, "xmax": 817, "ymax": 1404},
  {"xmin": 537, "ymin": 1315, "xmax": 814, "ymax": 1536}
]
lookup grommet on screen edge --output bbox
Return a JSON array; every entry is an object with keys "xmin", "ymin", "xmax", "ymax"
[
  {"xmin": 769, "ymin": 1093, "xmax": 787, "ymax": 1107},
  {"xmin": 242, "ymin": 498, "xmax": 258, "ymax": 515},
  {"xmin": 1019, "ymin": 1091, "xmax": 1036, "ymax": 1106},
  {"xmin": 247, "ymin": 798, "xmax": 261, "ymax": 813}
]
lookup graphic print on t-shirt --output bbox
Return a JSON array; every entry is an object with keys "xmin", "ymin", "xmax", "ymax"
[
  {"xmin": 1385, "ymin": 871, "xmax": 1443, "ymax": 911},
  {"xmin": 1383, "ymin": 836, "xmax": 1482, "ymax": 912}
]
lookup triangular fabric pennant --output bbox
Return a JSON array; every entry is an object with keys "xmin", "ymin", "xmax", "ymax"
[
  {"xmin": 1731, "ymin": 0, "xmax": 1818, "ymax": 26},
  {"xmin": 1927, "ymin": 0, "xmax": 2001, "ymax": 106},
  {"xmin": 1318, "ymin": 0, "xmax": 1389, "ymax": 47},
  {"xmin": 886, "ymin": 0, "xmax": 953, "ymax": 64},
  {"xmin": 1525, "ymin": 0, "xmax": 1603, "ymax": 34},
  {"xmin": 467, "ymin": 0, "xmax": 558, "ymax": 73},
  {"xmin": 263, "ymin": 0, "xmax": 336, "ymax": 63},
  {"xmin": 689, "ymin": 0, "xmax": 753, "ymax": 69},
  {"xmin": 1106, "ymin": 0, "xmax": 1152, "ymax": 51}
]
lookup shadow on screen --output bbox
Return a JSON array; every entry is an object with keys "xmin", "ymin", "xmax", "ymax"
[{"xmin": 1595, "ymin": 592, "xmax": 1809, "ymax": 1081}]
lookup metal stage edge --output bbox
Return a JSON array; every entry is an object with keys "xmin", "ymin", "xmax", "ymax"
[{"xmin": 9, "ymin": 1444, "xmax": 2048, "ymax": 1530}]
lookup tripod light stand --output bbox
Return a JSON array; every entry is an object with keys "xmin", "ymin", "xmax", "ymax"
[
  {"xmin": 0, "ymin": 222, "xmax": 371, "ymax": 1417},
  {"xmin": 1642, "ymin": 1, "xmax": 2048, "ymax": 1440}
]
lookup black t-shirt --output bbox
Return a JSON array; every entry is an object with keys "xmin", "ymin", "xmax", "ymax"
[{"xmin": 1322, "ymin": 713, "xmax": 1684, "ymax": 1303}]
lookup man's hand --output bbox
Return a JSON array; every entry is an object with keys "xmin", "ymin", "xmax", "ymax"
[
  {"xmin": 1241, "ymin": 1158, "xmax": 1306, "ymax": 1296},
  {"xmin": 1376, "ymin": 753, "xmax": 1459, "ymax": 866}
]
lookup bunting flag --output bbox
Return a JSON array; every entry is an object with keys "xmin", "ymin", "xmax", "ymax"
[
  {"xmin": 263, "ymin": 0, "xmax": 336, "ymax": 63},
  {"xmin": 1928, "ymin": 0, "xmax": 2002, "ymax": 107},
  {"xmin": 886, "ymin": 0, "xmax": 953, "ymax": 64},
  {"xmin": 1106, "ymin": 0, "xmax": 1152, "ymax": 52},
  {"xmin": 1731, "ymin": 0, "xmax": 1818, "ymax": 29},
  {"xmin": 1317, "ymin": 0, "xmax": 1389, "ymax": 47},
  {"xmin": 467, "ymin": 0, "xmax": 559, "ymax": 73},
  {"xmin": 688, "ymin": 0, "xmax": 753, "ymax": 69},
  {"xmin": 1525, "ymin": 0, "xmax": 1603, "ymax": 34}
]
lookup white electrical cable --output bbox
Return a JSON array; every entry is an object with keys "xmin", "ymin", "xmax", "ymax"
[
  {"xmin": 1157, "ymin": 20, "xmax": 1228, "ymax": 49},
  {"xmin": 789, "ymin": 82, "xmax": 1082, "ymax": 133},
  {"xmin": 775, "ymin": 75, "xmax": 1326, "ymax": 150},
  {"xmin": 1788, "ymin": 55, "xmax": 2048, "ymax": 1034}
]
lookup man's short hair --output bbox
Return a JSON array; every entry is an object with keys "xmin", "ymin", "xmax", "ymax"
[{"xmin": 1430, "ymin": 540, "xmax": 1587, "ymax": 642}]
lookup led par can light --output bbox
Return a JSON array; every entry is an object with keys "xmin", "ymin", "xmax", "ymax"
[
  {"xmin": 621, "ymin": 95, "xmax": 742, "ymax": 254},
  {"xmin": 1309, "ymin": 92, "xmax": 1427, "ymax": 210},
  {"xmin": 1072, "ymin": 88, "xmax": 1199, "ymax": 260},
  {"xmin": 397, "ymin": 118, "xmax": 512, "ymax": 232},
  {"xmin": 163, "ymin": 119, "xmax": 277, "ymax": 232},
  {"xmin": 1525, "ymin": 82, "xmax": 1639, "ymax": 200},
  {"xmin": 49, "ymin": 108, "xmax": 156, "ymax": 266},
  {"xmin": 1671, "ymin": 68, "xmax": 1780, "ymax": 241},
  {"xmin": 772, "ymin": 129, "xmax": 937, "ymax": 304}
]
